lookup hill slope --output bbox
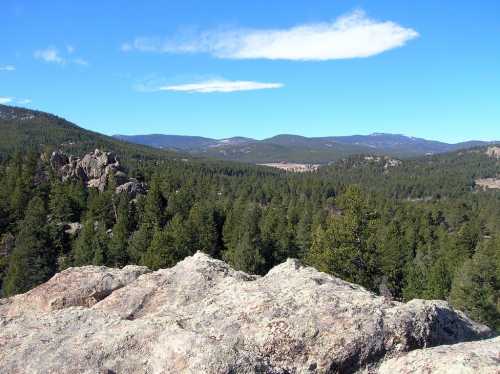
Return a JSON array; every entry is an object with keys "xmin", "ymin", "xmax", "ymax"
[{"xmin": 0, "ymin": 105, "xmax": 179, "ymax": 163}]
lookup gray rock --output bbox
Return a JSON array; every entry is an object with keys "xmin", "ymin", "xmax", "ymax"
[
  {"xmin": 375, "ymin": 336, "xmax": 500, "ymax": 374},
  {"xmin": 0, "ymin": 253, "xmax": 493, "ymax": 374},
  {"xmin": 0, "ymin": 232, "xmax": 14, "ymax": 257},
  {"xmin": 49, "ymin": 150, "xmax": 69, "ymax": 170},
  {"xmin": 115, "ymin": 179, "xmax": 146, "ymax": 197},
  {"xmin": 64, "ymin": 222, "xmax": 83, "ymax": 235},
  {"xmin": 486, "ymin": 146, "xmax": 500, "ymax": 159},
  {"xmin": 50, "ymin": 148, "xmax": 144, "ymax": 193},
  {"xmin": 1, "ymin": 264, "xmax": 150, "ymax": 317}
]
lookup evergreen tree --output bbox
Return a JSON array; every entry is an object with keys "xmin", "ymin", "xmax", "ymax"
[
  {"xmin": 3, "ymin": 197, "xmax": 56, "ymax": 296},
  {"xmin": 295, "ymin": 204, "xmax": 313, "ymax": 259},
  {"xmin": 141, "ymin": 215, "xmax": 191, "ymax": 269},
  {"xmin": 377, "ymin": 220, "xmax": 408, "ymax": 298},
  {"xmin": 128, "ymin": 221, "xmax": 154, "ymax": 264},
  {"xmin": 73, "ymin": 219, "xmax": 108, "ymax": 266},
  {"xmin": 92, "ymin": 221, "xmax": 108, "ymax": 266},
  {"xmin": 107, "ymin": 194, "xmax": 130, "ymax": 267},
  {"xmin": 49, "ymin": 180, "xmax": 74, "ymax": 223},
  {"xmin": 306, "ymin": 186, "xmax": 380, "ymax": 289},
  {"xmin": 142, "ymin": 174, "xmax": 165, "ymax": 226},
  {"xmin": 223, "ymin": 203, "xmax": 265, "ymax": 274},
  {"xmin": 72, "ymin": 219, "xmax": 95, "ymax": 266},
  {"xmin": 450, "ymin": 237, "xmax": 499, "ymax": 331},
  {"xmin": 186, "ymin": 203, "xmax": 219, "ymax": 257}
]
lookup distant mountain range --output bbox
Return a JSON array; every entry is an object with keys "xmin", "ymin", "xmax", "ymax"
[{"xmin": 113, "ymin": 133, "xmax": 496, "ymax": 164}]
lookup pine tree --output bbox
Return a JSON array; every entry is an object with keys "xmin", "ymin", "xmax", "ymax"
[
  {"xmin": 306, "ymin": 186, "xmax": 380, "ymax": 289},
  {"xmin": 296, "ymin": 204, "xmax": 313, "ymax": 259},
  {"xmin": 305, "ymin": 224, "xmax": 331, "ymax": 273},
  {"xmin": 223, "ymin": 203, "xmax": 264, "ymax": 274},
  {"xmin": 377, "ymin": 221, "xmax": 407, "ymax": 298},
  {"xmin": 450, "ymin": 236, "xmax": 499, "ymax": 331},
  {"xmin": 143, "ymin": 174, "xmax": 165, "ymax": 226},
  {"xmin": 49, "ymin": 180, "xmax": 73, "ymax": 222},
  {"xmin": 260, "ymin": 203, "xmax": 298, "ymax": 269},
  {"xmin": 186, "ymin": 203, "xmax": 218, "ymax": 257},
  {"xmin": 107, "ymin": 194, "xmax": 130, "ymax": 267},
  {"xmin": 73, "ymin": 219, "xmax": 108, "ymax": 266},
  {"xmin": 128, "ymin": 222, "xmax": 154, "ymax": 264},
  {"xmin": 92, "ymin": 221, "xmax": 108, "ymax": 266},
  {"xmin": 3, "ymin": 197, "xmax": 56, "ymax": 296},
  {"xmin": 141, "ymin": 215, "xmax": 191, "ymax": 269}
]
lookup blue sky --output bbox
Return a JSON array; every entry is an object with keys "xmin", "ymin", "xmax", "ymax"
[{"xmin": 1, "ymin": 0, "xmax": 499, "ymax": 142}]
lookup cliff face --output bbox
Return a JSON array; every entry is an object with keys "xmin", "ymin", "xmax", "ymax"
[{"xmin": 0, "ymin": 252, "xmax": 495, "ymax": 374}]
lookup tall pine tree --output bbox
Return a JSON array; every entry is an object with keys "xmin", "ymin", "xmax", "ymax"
[{"xmin": 3, "ymin": 196, "xmax": 56, "ymax": 296}]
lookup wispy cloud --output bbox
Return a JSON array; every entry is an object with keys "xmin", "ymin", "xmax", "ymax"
[
  {"xmin": 150, "ymin": 79, "xmax": 284, "ymax": 93},
  {"xmin": 34, "ymin": 47, "xmax": 65, "ymax": 64},
  {"xmin": 0, "ymin": 65, "xmax": 15, "ymax": 71},
  {"xmin": 34, "ymin": 46, "xmax": 89, "ymax": 66},
  {"xmin": 73, "ymin": 58, "xmax": 89, "ymax": 66},
  {"xmin": 0, "ymin": 96, "xmax": 31, "ymax": 105},
  {"xmin": 16, "ymin": 98, "xmax": 32, "ymax": 105},
  {"xmin": 122, "ymin": 10, "xmax": 418, "ymax": 61}
]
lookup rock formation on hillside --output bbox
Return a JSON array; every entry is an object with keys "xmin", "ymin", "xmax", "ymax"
[
  {"xmin": 486, "ymin": 146, "xmax": 500, "ymax": 159},
  {"xmin": 0, "ymin": 232, "xmax": 14, "ymax": 257},
  {"xmin": 0, "ymin": 253, "xmax": 495, "ymax": 374},
  {"xmin": 50, "ymin": 149, "xmax": 145, "ymax": 194}
]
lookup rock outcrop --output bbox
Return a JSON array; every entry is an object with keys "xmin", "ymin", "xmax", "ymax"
[
  {"xmin": 486, "ymin": 146, "xmax": 500, "ymax": 159},
  {"xmin": 1, "ymin": 265, "xmax": 150, "ymax": 317},
  {"xmin": 0, "ymin": 253, "xmax": 494, "ymax": 373},
  {"xmin": 375, "ymin": 336, "xmax": 500, "ymax": 374},
  {"xmin": 0, "ymin": 232, "xmax": 14, "ymax": 257},
  {"xmin": 50, "ymin": 149, "xmax": 145, "ymax": 195},
  {"xmin": 116, "ymin": 179, "xmax": 146, "ymax": 195},
  {"xmin": 476, "ymin": 177, "xmax": 500, "ymax": 190}
]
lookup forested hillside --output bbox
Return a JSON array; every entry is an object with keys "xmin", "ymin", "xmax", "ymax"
[
  {"xmin": 0, "ymin": 105, "xmax": 499, "ymax": 331},
  {"xmin": 0, "ymin": 104, "xmax": 180, "ymax": 164}
]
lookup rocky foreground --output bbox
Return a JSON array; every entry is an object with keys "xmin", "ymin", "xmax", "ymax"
[{"xmin": 0, "ymin": 253, "xmax": 497, "ymax": 373}]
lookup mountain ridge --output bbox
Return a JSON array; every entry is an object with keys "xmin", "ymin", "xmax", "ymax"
[
  {"xmin": 0, "ymin": 104, "xmax": 183, "ymax": 164},
  {"xmin": 114, "ymin": 132, "xmax": 496, "ymax": 163}
]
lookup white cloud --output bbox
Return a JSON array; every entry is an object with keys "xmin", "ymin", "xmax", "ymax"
[
  {"xmin": 0, "ymin": 96, "xmax": 30, "ymax": 105},
  {"xmin": 0, "ymin": 65, "xmax": 15, "ymax": 71},
  {"xmin": 158, "ymin": 79, "xmax": 284, "ymax": 93},
  {"xmin": 121, "ymin": 43, "xmax": 133, "ymax": 52},
  {"xmin": 34, "ymin": 47, "xmax": 65, "ymax": 64},
  {"xmin": 73, "ymin": 58, "xmax": 89, "ymax": 66},
  {"xmin": 0, "ymin": 97, "xmax": 13, "ymax": 104},
  {"xmin": 122, "ymin": 10, "xmax": 418, "ymax": 61},
  {"xmin": 34, "ymin": 46, "xmax": 89, "ymax": 66}
]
